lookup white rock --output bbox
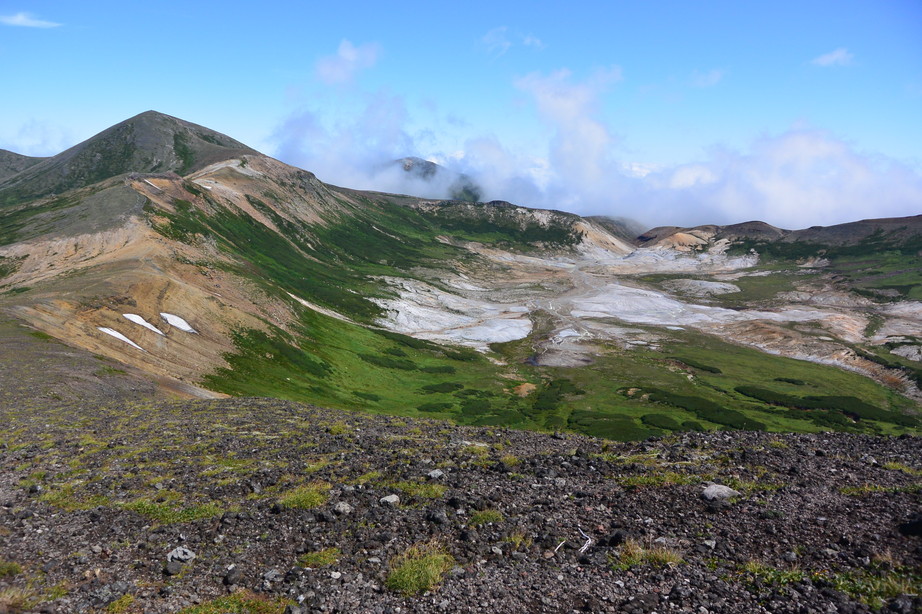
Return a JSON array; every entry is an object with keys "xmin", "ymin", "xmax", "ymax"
[
  {"xmin": 701, "ymin": 483, "xmax": 741, "ymax": 501},
  {"xmin": 166, "ymin": 546, "xmax": 196, "ymax": 563},
  {"xmin": 379, "ymin": 494, "xmax": 400, "ymax": 506}
]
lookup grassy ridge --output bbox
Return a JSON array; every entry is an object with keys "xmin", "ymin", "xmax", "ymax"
[{"xmin": 150, "ymin": 188, "xmax": 468, "ymax": 321}]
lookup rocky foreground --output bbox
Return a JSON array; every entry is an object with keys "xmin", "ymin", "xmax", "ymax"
[{"xmin": 0, "ymin": 397, "xmax": 920, "ymax": 614}]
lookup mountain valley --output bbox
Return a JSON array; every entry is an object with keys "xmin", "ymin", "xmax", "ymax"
[
  {"xmin": 0, "ymin": 111, "xmax": 919, "ymax": 613},
  {"xmin": 0, "ymin": 111, "xmax": 919, "ymax": 440}
]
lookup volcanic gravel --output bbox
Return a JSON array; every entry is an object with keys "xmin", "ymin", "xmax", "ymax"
[{"xmin": 0, "ymin": 397, "xmax": 919, "ymax": 613}]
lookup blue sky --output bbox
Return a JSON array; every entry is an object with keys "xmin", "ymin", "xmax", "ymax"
[{"xmin": 2, "ymin": 1, "xmax": 921, "ymax": 228}]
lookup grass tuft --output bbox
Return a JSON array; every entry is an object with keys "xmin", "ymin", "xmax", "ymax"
[
  {"xmin": 390, "ymin": 480, "xmax": 447, "ymax": 499},
  {"xmin": 298, "ymin": 547, "xmax": 341, "ymax": 568},
  {"xmin": 610, "ymin": 538, "xmax": 683, "ymax": 570},
  {"xmin": 178, "ymin": 589, "xmax": 292, "ymax": 613},
  {"xmin": 278, "ymin": 481, "xmax": 331, "ymax": 509},
  {"xmin": 469, "ymin": 509, "xmax": 504, "ymax": 526},
  {"xmin": 0, "ymin": 560, "xmax": 22, "ymax": 577},
  {"xmin": 385, "ymin": 542, "xmax": 455, "ymax": 596}
]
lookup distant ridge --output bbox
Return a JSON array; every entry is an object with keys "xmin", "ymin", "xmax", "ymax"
[
  {"xmin": 0, "ymin": 150, "xmax": 45, "ymax": 183},
  {"xmin": 637, "ymin": 216, "xmax": 922, "ymax": 248},
  {"xmin": 0, "ymin": 111, "xmax": 259, "ymax": 206}
]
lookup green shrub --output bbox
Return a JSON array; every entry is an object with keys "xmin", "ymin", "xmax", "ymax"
[
  {"xmin": 443, "ymin": 348, "xmax": 480, "ymax": 362},
  {"xmin": 681, "ymin": 420, "xmax": 705, "ymax": 431},
  {"xmin": 420, "ymin": 365, "xmax": 456, "ymax": 374},
  {"xmin": 421, "ymin": 382, "xmax": 464, "ymax": 394},
  {"xmin": 671, "ymin": 357, "xmax": 722, "ymax": 374},
  {"xmin": 774, "ymin": 377, "xmax": 806, "ymax": 385},
  {"xmin": 417, "ymin": 402, "xmax": 454, "ymax": 413},
  {"xmin": 460, "ymin": 399, "xmax": 492, "ymax": 415},
  {"xmin": 647, "ymin": 389, "xmax": 766, "ymax": 430},
  {"xmin": 640, "ymin": 414, "xmax": 682, "ymax": 431},
  {"xmin": 359, "ymin": 354, "xmax": 417, "ymax": 370}
]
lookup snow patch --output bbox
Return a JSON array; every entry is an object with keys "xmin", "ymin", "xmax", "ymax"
[
  {"xmin": 97, "ymin": 327, "xmax": 145, "ymax": 351},
  {"xmin": 160, "ymin": 313, "xmax": 197, "ymax": 333},
  {"xmin": 123, "ymin": 314, "xmax": 164, "ymax": 335}
]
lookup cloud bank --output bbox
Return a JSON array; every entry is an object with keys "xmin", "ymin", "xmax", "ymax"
[{"xmin": 273, "ymin": 68, "xmax": 922, "ymax": 231}]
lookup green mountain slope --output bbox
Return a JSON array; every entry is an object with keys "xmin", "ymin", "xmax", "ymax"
[
  {"xmin": 0, "ymin": 111, "xmax": 258, "ymax": 207},
  {"xmin": 0, "ymin": 111, "xmax": 919, "ymax": 441}
]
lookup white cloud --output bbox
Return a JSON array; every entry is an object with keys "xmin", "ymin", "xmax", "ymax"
[
  {"xmin": 514, "ymin": 68, "xmax": 621, "ymax": 193},
  {"xmin": 639, "ymin": 130, "xmax": 922, "ymax": 228},
  {"xmin": 274, "ymin": 67, "xmax": 921, "ymax": 232},
  {"xmin": 480, "ymin": 27, "xmax": 512, "ymax": 57},
  {"xmin": 315, "ymin": 40, "xmax": 381, "ymax": 85},
  {"xmin": 522, "ymin": 34, "xmax": 545, "ymax": 49},
  {"xmin": 0, "ymin": 12, "xmax": 61, "ymax": 28},
  {"xmin": 480, "ymin": 27, "xmax": 545, "ymax": 57},
  {"xmin": 274, "ymin": 92, "xmax": 433, "ymax": 195},
  {"xmin": 690, "ymin": 68, "xmax": 724, "ymax": 88},
  {"xmin": 0, "ymin": 119, "xmax": 72, "ymax": 156},
  {"xmin": 811, "ymin": 47, "xmax": 854, "ymax": 67}
]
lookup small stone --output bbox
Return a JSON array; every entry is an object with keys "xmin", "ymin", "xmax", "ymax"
[
  {"xmin": 425, "ymin": 509, "xmax": 449, "ymax": 525},
  {"xmin": 428, "ymin": 469, "xmax": 445, "ymax": 480},
  {"xmin": 782, "ymin": 551, "xmax": 798, "ymax": 562},
  {"xmin": 163, "ymin": 560, "xmax": 183, "ymax": 576},
  {"xmin": 333, "ymin": 502, "xmax": 353, "ymax": 516},
  {"xmin": 703, "ymin": 539, "xmax": 717, "ymax": 550},
  {"xmin": 380, "ymin": 494, "xmax": 400, "ymax": 506},
  {"xmin": 223, "ymin": 566, "xmax": 243, "ymax": 585},
  {"xmin": 898, "ymin": 514, "xmax": 922, "ymax": 537},
  {"xmin": 330, "ymin": 571, "xmax": 342, "ymax": 580}
]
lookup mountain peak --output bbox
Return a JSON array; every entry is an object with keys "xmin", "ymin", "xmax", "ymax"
[{"xmin": 0, "ymin": 111, "xmax": 260, "ymax": 206}]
